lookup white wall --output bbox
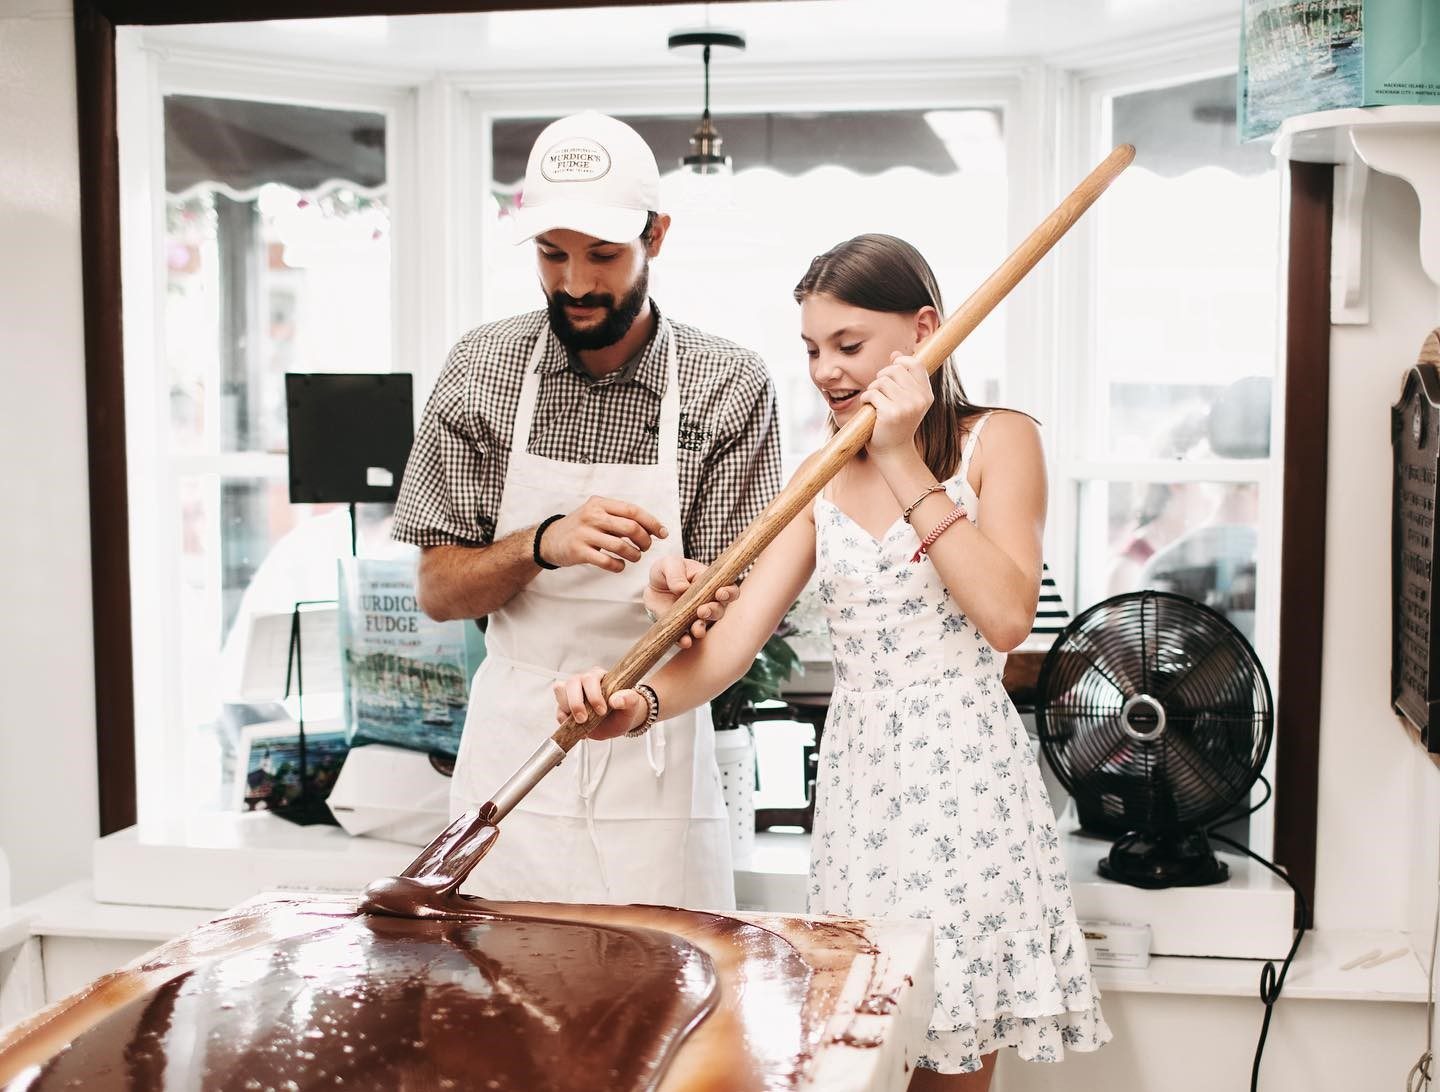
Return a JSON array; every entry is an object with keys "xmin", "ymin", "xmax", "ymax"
[
  {"xmin": 1318, "ymin": 173, "xmax": 1440, "ymax": 938},
  {"xmin": 994, "ymin": 992, "xmax": 1423, "ymax": 1091},
  {"xmin": 0, "ymin": 0, "xmax": 100, "ymax": 903},
  {"xmin": 1327, "ymin": 170, "xmax": 1440, "ymax": 1074}
]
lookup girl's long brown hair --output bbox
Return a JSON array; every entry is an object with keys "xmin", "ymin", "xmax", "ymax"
[{"xmin": 794, "ymin": 233, "xmax": 993, "ymax": 481}]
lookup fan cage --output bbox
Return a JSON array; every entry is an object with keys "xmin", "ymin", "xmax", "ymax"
[{"xmin": 1035, "ymin": 590, "xmax": 1273, "ymax": 836}]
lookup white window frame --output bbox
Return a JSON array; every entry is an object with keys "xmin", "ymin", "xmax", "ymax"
[
  {"xmin": 114, "ymin": 17, "xmax": 1280, "ymax": 845},
  {"xmin": 452, "ymin": 58, "xmax": 1047, "ymax": 427},
  {"xmin": 116, "ymin": 34, "xmax": 430, "ymax": 826},
  {"xmin": 1048, "ymin": 30, "xmax": 1286, "ymax": 855}
]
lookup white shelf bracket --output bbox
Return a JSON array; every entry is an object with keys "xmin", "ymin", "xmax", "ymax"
[
  {"xmin": 1330, "ymin": 157, "xmax": 1371, "ymax": 325},
  {"xmin": 1348, "ymin": 122, "xmax": 1440, "ymax": 290}
]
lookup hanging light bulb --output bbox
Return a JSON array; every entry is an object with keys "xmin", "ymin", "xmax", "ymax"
[{"xmin": 668, "ymin": 30, "xmax": 746, "ymax": 176}]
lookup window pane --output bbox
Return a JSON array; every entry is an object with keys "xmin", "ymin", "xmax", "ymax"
[
  {"xmin": 1075, "ymin": 478, "xmax": 1261, "ymax": 641},
  {"xmin": 177, "ymin": 475, "xmax": 329, "ymax": 814},
  {"xmin": 485, "ymin": 109, "xmax": 1007, "ymax": 464},
  {"xmin": 163, "ymin": 97, "xmax": 391, "ymax": 456},
  {"xmin": 177, "ymin": 477, "xmax": 348, "ymax": 734},
  {"xmin": 153, "ymin": 95, "xmax": 398, "ymax": 818},
  {"xmin": 178, "ymin": 475, "xmax": 403, "ymax": 811},
  {"xmin": 1096, "ymin": 76, "xmax": 1278, "ymax": 460}
]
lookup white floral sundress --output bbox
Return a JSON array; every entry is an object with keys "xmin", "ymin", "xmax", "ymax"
[{"xmin": 807, "ymin": 415, "xmax": 1112, "ymax": 1074}]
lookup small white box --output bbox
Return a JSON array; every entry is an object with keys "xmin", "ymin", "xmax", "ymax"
[
  {"xmin": 1080, "ymin": 920, "xmax": 1152, "ymax": 969},
  {"xmin": 1064, "ymin": 827, "xmax": 1293, "ymax": 959}
]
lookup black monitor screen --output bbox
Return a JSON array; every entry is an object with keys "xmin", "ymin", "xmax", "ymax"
[{"xmin": 285, "ymin": 373, "xmax": 414, "ymax": 504}]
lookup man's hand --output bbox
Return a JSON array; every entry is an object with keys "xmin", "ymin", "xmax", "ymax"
[
  {"xmin": 536, "ymin": 496, "xmax": 667, "ymax": 573},
  {"xmin": 553, "ymin": 668, "xmax": 647, "ymax": 741},
  {"xmin": 643, "ymin": 556, "xmax": 740, "ymax": 650}
]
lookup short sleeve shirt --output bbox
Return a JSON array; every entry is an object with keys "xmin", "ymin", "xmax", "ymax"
[{"xmin": 392, "ymin": 304, "xmax": 783, "ymax": 565}]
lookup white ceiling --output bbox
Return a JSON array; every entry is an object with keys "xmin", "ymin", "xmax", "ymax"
[{"xmin": 144, "ymin": 0, "xmax": 1240, "ymax": 73}]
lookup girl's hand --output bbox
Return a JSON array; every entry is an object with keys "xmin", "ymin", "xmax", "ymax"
[
  {"xmin": 553, "ymin": 667, "xmax": 647, "ymax": 741},
  {"xmin": 858, "ymin": 352, "xmax": 932, "ymax": 456}
]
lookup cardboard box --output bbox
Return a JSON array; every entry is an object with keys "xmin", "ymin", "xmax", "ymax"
[{"xmin": 1080, "ymin": 920, "xmax": 1152, "ymax": 969}]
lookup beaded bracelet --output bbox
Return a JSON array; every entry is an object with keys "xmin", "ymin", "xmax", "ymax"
[
  {"xmin": 910, "ymin": 503, "xmax": 968, "ymax": 563},
  {"xmin": 625, "ymin": 683, "xmax": 661, "ymax": 738}
]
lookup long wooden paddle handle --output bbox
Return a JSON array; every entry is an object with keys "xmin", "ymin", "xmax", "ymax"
[{"xmin": 549, "ymin": 143, "xmax": 1136, "ymax": 752}]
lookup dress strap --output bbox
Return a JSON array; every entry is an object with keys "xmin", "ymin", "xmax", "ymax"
[{"xmin": 956, "ymin": 412, "xmax": 993, "ymax": 485}]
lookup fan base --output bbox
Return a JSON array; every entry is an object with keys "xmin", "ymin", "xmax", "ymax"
[{"xmin": 1098, "ymin": 830, "xmax": 1231, "ymax": 889}]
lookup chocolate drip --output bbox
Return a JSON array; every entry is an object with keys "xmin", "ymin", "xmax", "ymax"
[
  {"xmin": 854, "ymin": 992, "xmax": 899, "ymax": 1015},
  {"xmin": 357, "ymin": 810, "xmax": 502, "ymax": 921},
  {"xmin": 357, "ymin": 795, "xmax": 562, "ymax": 924}
]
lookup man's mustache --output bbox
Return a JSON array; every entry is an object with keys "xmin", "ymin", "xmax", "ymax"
[{"xmin": 553, "ymin": 292, "xmax": 615, "ymax": 310}]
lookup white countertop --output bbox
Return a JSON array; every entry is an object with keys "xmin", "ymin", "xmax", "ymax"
[{"xmin": 56, "ymin": 816, "xmax": 1434, "ymax": 1006}]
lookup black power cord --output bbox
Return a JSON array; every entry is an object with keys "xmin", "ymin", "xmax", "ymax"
[
  {"xmin": 1406, "ymin": 834, "xmax": 1440, "ymax": 1092},
  {"xmin": 1204, "ymin": 775, "xmax": 1310, "ymax": 1092}
]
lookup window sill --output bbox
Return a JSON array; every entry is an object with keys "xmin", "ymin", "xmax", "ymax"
[
  {"xmin": 6, "ymin": 843, "xmax": 1428, "ymax": 1011},
  {"xmin": 1095, "ymin": 929, "xmax": 1427, "ymax": 1004},
  {"xmin": 736, "ymin": 832, "xmax": 1427, "ymax": 1004}
]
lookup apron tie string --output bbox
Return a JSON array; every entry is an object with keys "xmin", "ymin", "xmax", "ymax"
[
  {"xmin": 577, "ymin": 738, "xmax": 614, "ymax": 897},
  {"xmin": 645, "ymin": 723, "xmax": 667, "ymax": 777}
]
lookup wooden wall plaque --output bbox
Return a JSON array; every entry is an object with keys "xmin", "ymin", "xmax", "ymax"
[{"xmin": 1392, "ymin": 329, "xmax": 1440, "ymax": 749}]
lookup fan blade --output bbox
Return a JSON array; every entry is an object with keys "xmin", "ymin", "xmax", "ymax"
[
  {"xmin": 1156, "ymin": 724, "xmax": 1251, "ymax": 824},
  {"xmin": 1067, "ymin": 728, "xmax": 1142, "ymax": 790},
  {"xmin": 1059, "ymin": 630, "xmax": 1136, "ymax": 703}
]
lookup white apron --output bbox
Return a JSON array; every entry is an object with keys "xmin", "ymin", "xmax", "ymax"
[{"xmin": 452, "ymin": 318, "xmax": 734, "ymax": 909}]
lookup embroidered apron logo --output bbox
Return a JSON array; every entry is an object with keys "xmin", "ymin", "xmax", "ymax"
[
  {"xmin": 646, "ymin": 413, "xmax": 709, "ymax": 451},
  {"xmin": 677, "ymin": 413, "xmax": 710, "ymax": 452},
  {"xmin": 540, "ymin": 139, "xmax": 612, "ymax": 183}
]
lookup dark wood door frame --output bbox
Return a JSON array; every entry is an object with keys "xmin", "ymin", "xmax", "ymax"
[
  {"xmin": 73, "ymin": 3, "xmax": 1329, "ymax": 917},
  {"xmin": 1272, "ymin": 162, "xmax": 1332, "ymax": 921}
]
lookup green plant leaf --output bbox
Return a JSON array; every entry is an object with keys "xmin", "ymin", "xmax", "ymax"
[{"xmin": 711, "ymin": 631, "xmax": 803, "ymax": 730}]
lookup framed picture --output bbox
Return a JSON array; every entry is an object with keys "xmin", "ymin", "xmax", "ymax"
[
  {"xmin": 337, "ymin": 557, "xmax": 485, "ymax": 758},
  {"xmin": 234, "ymin": 719, "xmax": 351, "ymax": 813}
]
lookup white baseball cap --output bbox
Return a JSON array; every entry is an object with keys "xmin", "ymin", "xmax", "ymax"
[{"xmin": 508, "ymin": 112, "xmax": 660, "ymax": 245}]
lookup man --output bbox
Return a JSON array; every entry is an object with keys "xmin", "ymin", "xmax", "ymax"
[{"xmin": 392, "ymin": 112, "xmax": 782, "ymax": 909}]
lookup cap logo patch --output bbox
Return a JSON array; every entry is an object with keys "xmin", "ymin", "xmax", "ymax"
[{"xmin": 540, "ymin": 138, "xmax": 612, "ymax": 183}]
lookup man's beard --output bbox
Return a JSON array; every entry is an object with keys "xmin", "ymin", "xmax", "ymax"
[{"xmin": 545, "ymin": 265, "xmax": 650, "ymax": 352}]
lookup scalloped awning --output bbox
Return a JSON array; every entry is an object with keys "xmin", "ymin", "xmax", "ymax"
[{"xmin": 165, "ymin": 95, "xmax": 386, "ymax": 197}]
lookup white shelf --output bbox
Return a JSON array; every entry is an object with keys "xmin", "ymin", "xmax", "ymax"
[
  {"xmin": 1271, "ymin": 105, "xmax": 1440, "ymax": 297},
  {"xmin": 93, "ymin": 813, "xmax": 423, "ymax": 911},
  {"xmin": 1272, "ymin": 106, "xmax": 1440, "ymax": 166},
  {"xmin": 1063, "ymin": 826, "xmax": 1294, "ymax": 960},
  {"xmin": 15, "ymin": 881, "xmax": 214, "ymax": 943},
  {"xmin": 730, "ymin": 829, "xmax": 1425, "ymax": 1003},
  {"xmin": 742, "ymin": 825, "xmax": 1297, "ymax": 961},
  {"xmin": 1096, "ymin": 928, "xmax": 1428, "ymax": 1004}
]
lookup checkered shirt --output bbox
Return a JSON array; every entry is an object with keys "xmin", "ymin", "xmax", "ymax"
[{"xmin": 392, "ymin": 305, "xmax": 783, "ymax": 565}]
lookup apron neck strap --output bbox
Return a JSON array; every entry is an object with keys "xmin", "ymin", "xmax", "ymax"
[
  {"xmin": 512, "ymin": 316, "xmax": 682, "ymax": 468},
  {"xmin": 654, "ymin": 318, "xmax": 681, "ymax": 466}
]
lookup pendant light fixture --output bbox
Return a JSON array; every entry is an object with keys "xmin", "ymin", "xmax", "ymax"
[{"xmin": 667, "ymin": 29, "xmax": 746, "ymax": 175}]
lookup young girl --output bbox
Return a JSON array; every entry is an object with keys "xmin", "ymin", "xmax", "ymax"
[{"xmin": 553, "ymin": 234, "xmax": 1110, "ymax": 1089}]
